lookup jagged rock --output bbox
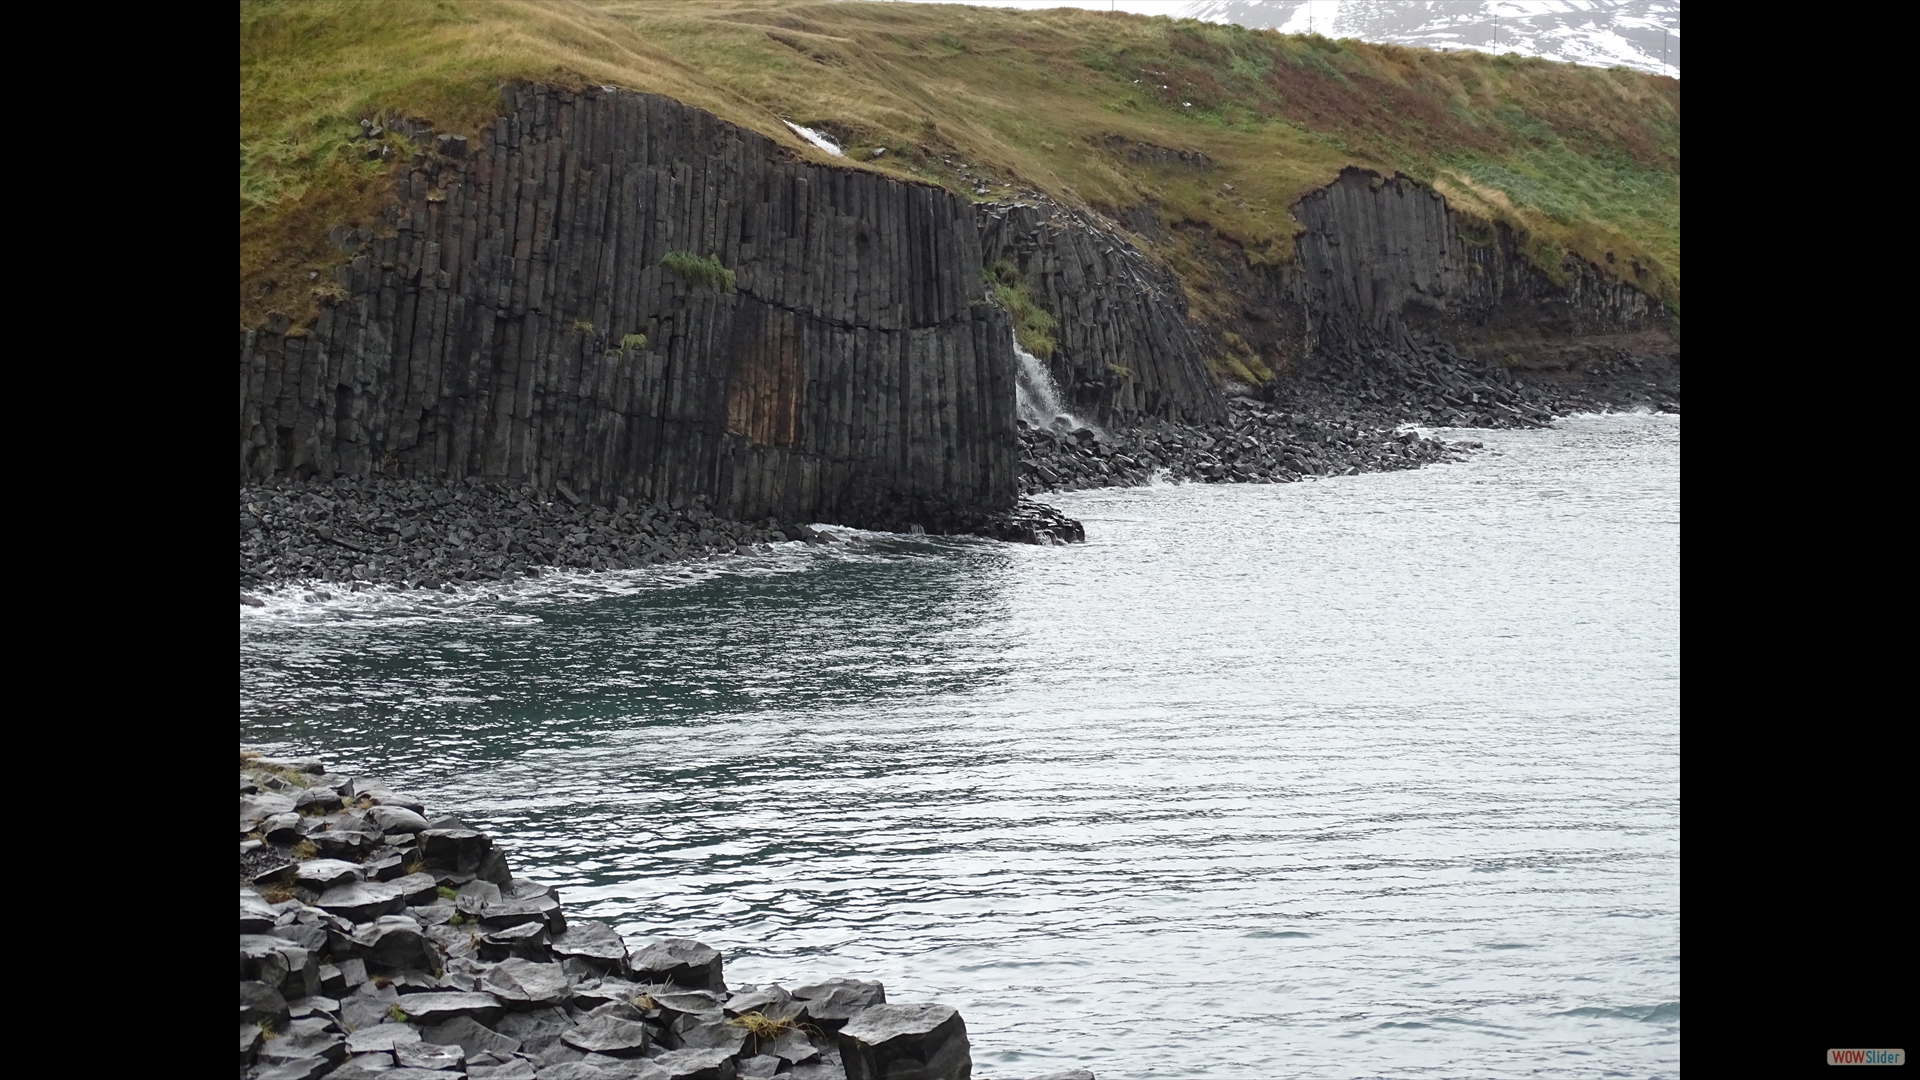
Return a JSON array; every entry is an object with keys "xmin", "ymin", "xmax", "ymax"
[
  {"xmin": 421, "ymin": 829, "xmax": 492, "ymax": 874},
  {"xmin": 392, "ymin": 991, "xmax": 506, "ymax": 1025},
  {"xmin": 296, "ymin": 859, "xmax": 363, "ymax": 891},
  {"xmin": 763, "ymin": 1028, "xmax": 819, "ymax": 1064},
  {"xmin": 481, "ymin": 958, "xmax": 572, "ymax": 1008},
  {"xmin": 724, "ymin": 984, "xmax": 792, "ymax": 1016},
  {"xmin": 737, "ymin": 1055, "xmax": 783, "ymax": 1079},
  {"xmin": 391, "ymin": 872, "xmax": 442, "ymax": 905},
  {"xmin": 241, "ymin": 980, "xmax": 292, "ymax": 1029},
  {"xmin": 648, "ymin": 1046, "xmax": 742, "ymax": 1080},
  {"xmin": 254, "ymin": 1057, "xmax": 347, "ymax": 1080},
  {"xmin": 468, "ymin": 1060, "xmax": 540, "ymax": 1080},
  {"xmin": 792, "ymin": 979, "xmax": 885, "ymax": 1030},
  {"xmin": 492, "ymin": 1005, "xmax": 576, "ymax": 1056},
  {"xmin": 421, "ymin": 1014, "xmax": 523, "ymax": 1058},
  {"xmin": 837, "ymin": 1004, "xmax": 970, "ymax": 1080},
  {"xmin": 255, "ymin": 1016, "xmax": 348, "ymax": 1070},
  {"xmin": 345, "ymin": 1023, "xmax": 423, "ymax": 1054},
  {"xmin": 396, "ymin": 1041, "xmax": 466, "ymax": 1070},
  {"xmin": 242, "ymin": 890, "xmax": 279, "ymax": 933},
  {"xmin": 350, "ymin": 914, "xmax": 437, "ymax": 973},
  {"xmin": 628, "ymin": 940, "xmax": 725, "ymax": 992},
  {"xmin": 561, "ymin": 1013, "xmax": 653, "ymax": 1057},
  {"xmin": 552, "ymin": 920, "xmax": 630, "ymax": 973},
  {"xmin": 242, "ymin": 934, "xmax": 319, "ymax": 1000},
  {"xmin": 480, "ymin": 919, "xmax": 552, "ymax": 962}
]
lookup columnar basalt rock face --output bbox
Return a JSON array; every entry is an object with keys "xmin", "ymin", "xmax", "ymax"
[
  {"xmin": 977, "ymin": 203, "xmax": 1227, "ymax": 428},
  {"xmin": 239, "ymin": 85, "xmax": 1018, "ymax": 532},
  {"xmin": 1285, "ymin": 167, "xmax": 1677, "ymax": 366}
]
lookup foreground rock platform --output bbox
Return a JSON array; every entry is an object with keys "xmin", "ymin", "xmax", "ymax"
[{"xmin": 241, "ymin": 750, "xmax": 1091, "ymax": 1080}]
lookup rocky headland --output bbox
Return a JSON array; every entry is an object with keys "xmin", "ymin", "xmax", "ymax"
[{"xmin": 240, "ymin": 750, "xmax": 1092, "ymax": 1080}]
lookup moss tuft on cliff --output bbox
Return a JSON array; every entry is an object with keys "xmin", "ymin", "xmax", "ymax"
[{"xmin": 239, "ymin": 0, "xmax": 1678, "ymax": 329}]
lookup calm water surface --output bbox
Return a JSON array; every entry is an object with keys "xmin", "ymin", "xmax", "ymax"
[{"xmin": 240, "ymin": 412, "xmax": 1679, "ymax": 1079}]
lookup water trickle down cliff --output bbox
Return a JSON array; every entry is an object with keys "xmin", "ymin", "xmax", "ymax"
[{"xmin": 239, "ymin": 85, "xmax": 1019, "ymax": 531}]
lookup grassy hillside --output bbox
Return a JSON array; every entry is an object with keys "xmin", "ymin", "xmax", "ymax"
[{"xmin": 240, "ymin": 0, "xmax": 1679, "ymax": 330}]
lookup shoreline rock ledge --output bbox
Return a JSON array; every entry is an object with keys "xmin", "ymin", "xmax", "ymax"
[{"xmin": 241, "ymin": 749, "xmax": 1087, "ymax": 1080}]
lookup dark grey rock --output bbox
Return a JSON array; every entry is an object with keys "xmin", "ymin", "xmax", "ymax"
[
  {"xmin": 421, "ymin": 829, "xmax": 492, "ymax": 874},
  {"xmin": 561, "ymin": 1013, "xmax": 653, "ymax": 1057},
  {"xmin": 243, "ymin": 890, "xmax": 280, "ymax": 933},
  {"xmin": 480, "ymin": 919, "xmax": 552, "ymax": 962},
  {"xmin": 761, "ymin": 1028, "xmax": 818, "ymax": 1064},
  {"xmin": 783, "ymin": 1063, "xmax": 849, "ymax": 1080},
  {"xmin": 481, "ymin": 958, "xmax": 572, "ymax": 1008},
  {"xmin": 837, "ymin": 1004, "xmax": 970, "ymax": 1080},
  {"xmin": 351, "ymin": 915, "xmax": 437, "ymax": 973},
  {"xmin": 391, "ymin": 872, "xmax": 442, "ymax": 905},
  {"xmin": 254, "ymin": 1057, "xmax": 347, "ymax": 1080},
  {"xmin": 369, "ymin": 805, "xmax": 433, "ymax": 834},
  {"xmin": 345, "ymin": 1024, "xmax": 424, "ymax": 1055},
  {"xmin": 552, "ymin": 920, "xmax": 630, "ymax": 973},
  {"xmin": 395, "ymin": 1041, "xmax": 466, "ymax": 1070},
  {"xmin": 393, "ymin": 991, "xmax": 506, "ymax": 1025},
  {"xmin": 242, "ymin": 934, "xmax": 319, "ymax": 1000},
  {"xmin": 319, "ymin": 881, "xmax": 407, "ymax": 923},
  {"xmin": 468, "ymin": 1060, "xmax": 539, "ymax": 1080},
  {"xmin": 492, "ymin": 1005, "xmax": 575, "ymax": 1055},
  {"xmin": 736, "ymin": 1055, "xmax": 782, "ymax": 1079},
  {"xmin": 242, "ymin": 1022, "xmax": 264, "ymax": 1068},
  {"xmin": 296, "ymin": 859, "xmax": 364, "ymax": 891},
  {"xmin": 724, "ymin": 984, "xmax": 791, "ymax": 1017},
  {"xmin": 243, "ymin": 976, "xmax": 291, "ymax": 1022},
  {"xmin": 326, "ymin": 1063, "xmax": 396, "ymax": 1080},
  {"xmin": 627, "ymin": 940, "xmax": 725, "ymax": 992},
  {"xmin": 256, "ymin": 1016, "xmax": 348, "ymax": 1070},
  {"xmin": 647, "ymin": 1046, "xmax": 741, "ymax": 1080},
  {"xmin": 421, "ymin": 1014, "xmax": 523, "ymax": 1058}
]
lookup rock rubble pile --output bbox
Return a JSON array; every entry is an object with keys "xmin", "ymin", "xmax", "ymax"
[
  {"xmin": 242, "ymin": 750, "xmax": 1074, "ymax": 1080},
  {"xmin": 238, "ymin": 479, "xmax": 1085, "ymax": 594}
]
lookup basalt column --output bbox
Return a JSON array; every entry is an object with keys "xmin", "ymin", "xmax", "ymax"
[{"xmin": 238, "ymin": 85, "xmax": 1019, "ymax": 530}]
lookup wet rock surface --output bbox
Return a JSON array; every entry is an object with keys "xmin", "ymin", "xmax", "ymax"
[
  {"xmin": 1017, "ymin": 340, "xmax": 1677, "ymax": 496},
  {"xmin": 239, "ymin": 476, "xmax": 1087, "ymax": 595},
  {"xmin": 240, "ymin": 748, "xmax": 1067, "ymax": 1080}
]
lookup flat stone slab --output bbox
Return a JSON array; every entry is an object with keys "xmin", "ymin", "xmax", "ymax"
[
  {"xmin": 838, "ymin": 1003, "xmax": 971, "ymax": 1080},
  {"xmin": 344, "ymin": 1024, "xmax": 423, "ymax": 1054},
  {"xmin": 560, "ymin": 1013, "xmax": 652, "ymax": 1056},
  {"xmin": 391, "ymin": 991, "xmax": 505, "ymax": 1025},
  {"xmin": 628, "ymin": 939, "xmax": 724, "ymax": 992},
  {"xmin": 317, "ymin": 880, "xmax": 405, "ymax": 922},
  {"xmin": 482, "ymin": 957, "xmax": 572, "ymax": 1008},
  {"xmin": 296, "ymin": 858, "xmax": 363, "ymax": 891},
  {"xmin": 395, "ymin": 1041, "xmax": 466, "ymax": 1070}
]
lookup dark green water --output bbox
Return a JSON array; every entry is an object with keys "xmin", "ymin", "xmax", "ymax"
[{"xmin": 241, "ymin": 413, "xmax": 1679, "ymax": 1078}]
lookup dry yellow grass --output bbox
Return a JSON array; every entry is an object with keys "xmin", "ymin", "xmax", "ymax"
[{"xmin": 240, "ymin": 0, "xmax": 1678, "ymax": 328}]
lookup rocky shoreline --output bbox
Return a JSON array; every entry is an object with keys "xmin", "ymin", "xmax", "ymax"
[
  {"xmin": 239, "ymin": 483, "xmax": 1083, "ymax": 597},
  {"xmin": 1018, "ymin": 344, "xmax": 1678, "ymax": 495},
  {"xmin": 241, "ymin": 750, "xmax": 1087, "ymax": 1080},
  {"xmin": 240, "ymin": 346, "xmax": 1671, "ymax": 597}
]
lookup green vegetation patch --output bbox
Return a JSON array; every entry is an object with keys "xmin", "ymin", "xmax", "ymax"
[
  {"xmin": 986, "ymin": 260, "xmax": 1057, "ymax": 358},
  {"xmin": 660, "ymin": 251, "xmax": 737, "ymax": 292}
]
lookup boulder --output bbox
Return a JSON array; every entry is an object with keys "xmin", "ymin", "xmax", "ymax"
[
  {"xmin": 421, "ymin": 828, "xmax": 492, "ymax": 874},
  {"xmin": 481, "ymin": 958, "xmax": 572, "ymax": 1008},
  {"xmin": 344, "ymin": 1023, "xmax": 423, "ymax": 1053},
  {"xmin": 421, "ymin": 1014, "xmax": 523, "ymax": 1058},
  {"xmin": 479, "ymin": 919, "xmax": 552, "ymax": 962},
  {"xmin": 396, "ymin": 1041, "xmax": 466, "ymax": 1070},
  {"xmin": 838, "ymin": 1004, "xmax": 970, "ymax": 1080},
  {"xmin": 254, "ymin": 1016, "xmax": 347, "ymax": 1070},
  {"xmin": 241, "ymin": 1022, "xmax": 263, "ymax": 1069},
  {"xmin": 318, "ymin": 880, "xmax": 406, "ymax": 923},
  {"xmin": 241, "ymin": 980, "xmax": 290, "ymax": 1029},
  {"xmin": 392, "ymin": 991, "xmax": 506, "ymax": 1025},
  {"xmin": 552, "ymin": 919, "xmax": 630, "ymax": 973},
  {"xmin": 792, "ymin": 980, "xmax": 885, "ymax": 1032},
  {"xmin": 350, "ymin": 915, "xmax": 437, "ymax": 973},
  {"xmin": 724, "ymin": 984, "xmax": 791, "ymax": 1017},
  {"xmin": 649, "ymin": 1045, "xmax": 744, "ymax": 1080},
  {"xmin": 295, "ymin": 858, "xmax": 363, "ymax": 892},
  {"xmin": 628, "ymin": 939, "xmax": 725, "ymax": 992},
  {"xmin": 369, "ymin": 805, "xmax": 433, "ymax": 834},
  {"xmin": 241, "ymin": 934, "xmax": 318, "ymax": 1000},
  {"xmin": 468, "ymin": 1060, "xmax": 540, "ymax": 1080},
  {"xmin": 390, "ymin": 872, "xmax": 443, "ymax": 905},
  {"xmin": 560, "ymin": 1013, "xmax": 653, "ymax": 1057},
  {"xmin": 241, "ymin": 890, "xmax": 279, "ymax": 933}
]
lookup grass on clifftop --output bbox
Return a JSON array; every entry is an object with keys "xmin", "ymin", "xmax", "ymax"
[{"xmin": 240, "ymin": 0, "xmax": 1678, "ymax": 329}]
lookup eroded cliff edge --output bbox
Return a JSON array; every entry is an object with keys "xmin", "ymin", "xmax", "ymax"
[{"xmin": 240, "ymin": 85, "xmax": 1018, "ymax": 534}]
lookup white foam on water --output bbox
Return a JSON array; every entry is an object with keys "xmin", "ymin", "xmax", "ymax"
[{"xmin": 782, "ymin": 120, "xmax": 842, "ymax": 156}]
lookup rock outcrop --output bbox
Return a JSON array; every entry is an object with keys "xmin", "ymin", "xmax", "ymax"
[
  {"xmin": 242, "ymin": 749, "xmax": 1085, "ymax": 1080},
  {"xmin": 239, "ymin": 85, "xmax": 1018, "ymax": 534},
  {"xmin": 977, "ymin": 203, "xmax": 1225, "ymax": 428}
]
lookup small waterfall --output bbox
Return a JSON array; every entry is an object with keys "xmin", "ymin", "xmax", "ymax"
[
  {"xmin": 1013, "ymin": 335, "xmax": 1095, "ymax": 435},
  {"xmin": 782, "ymin": 120, "xmax": 842, "ymax": 156}
]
